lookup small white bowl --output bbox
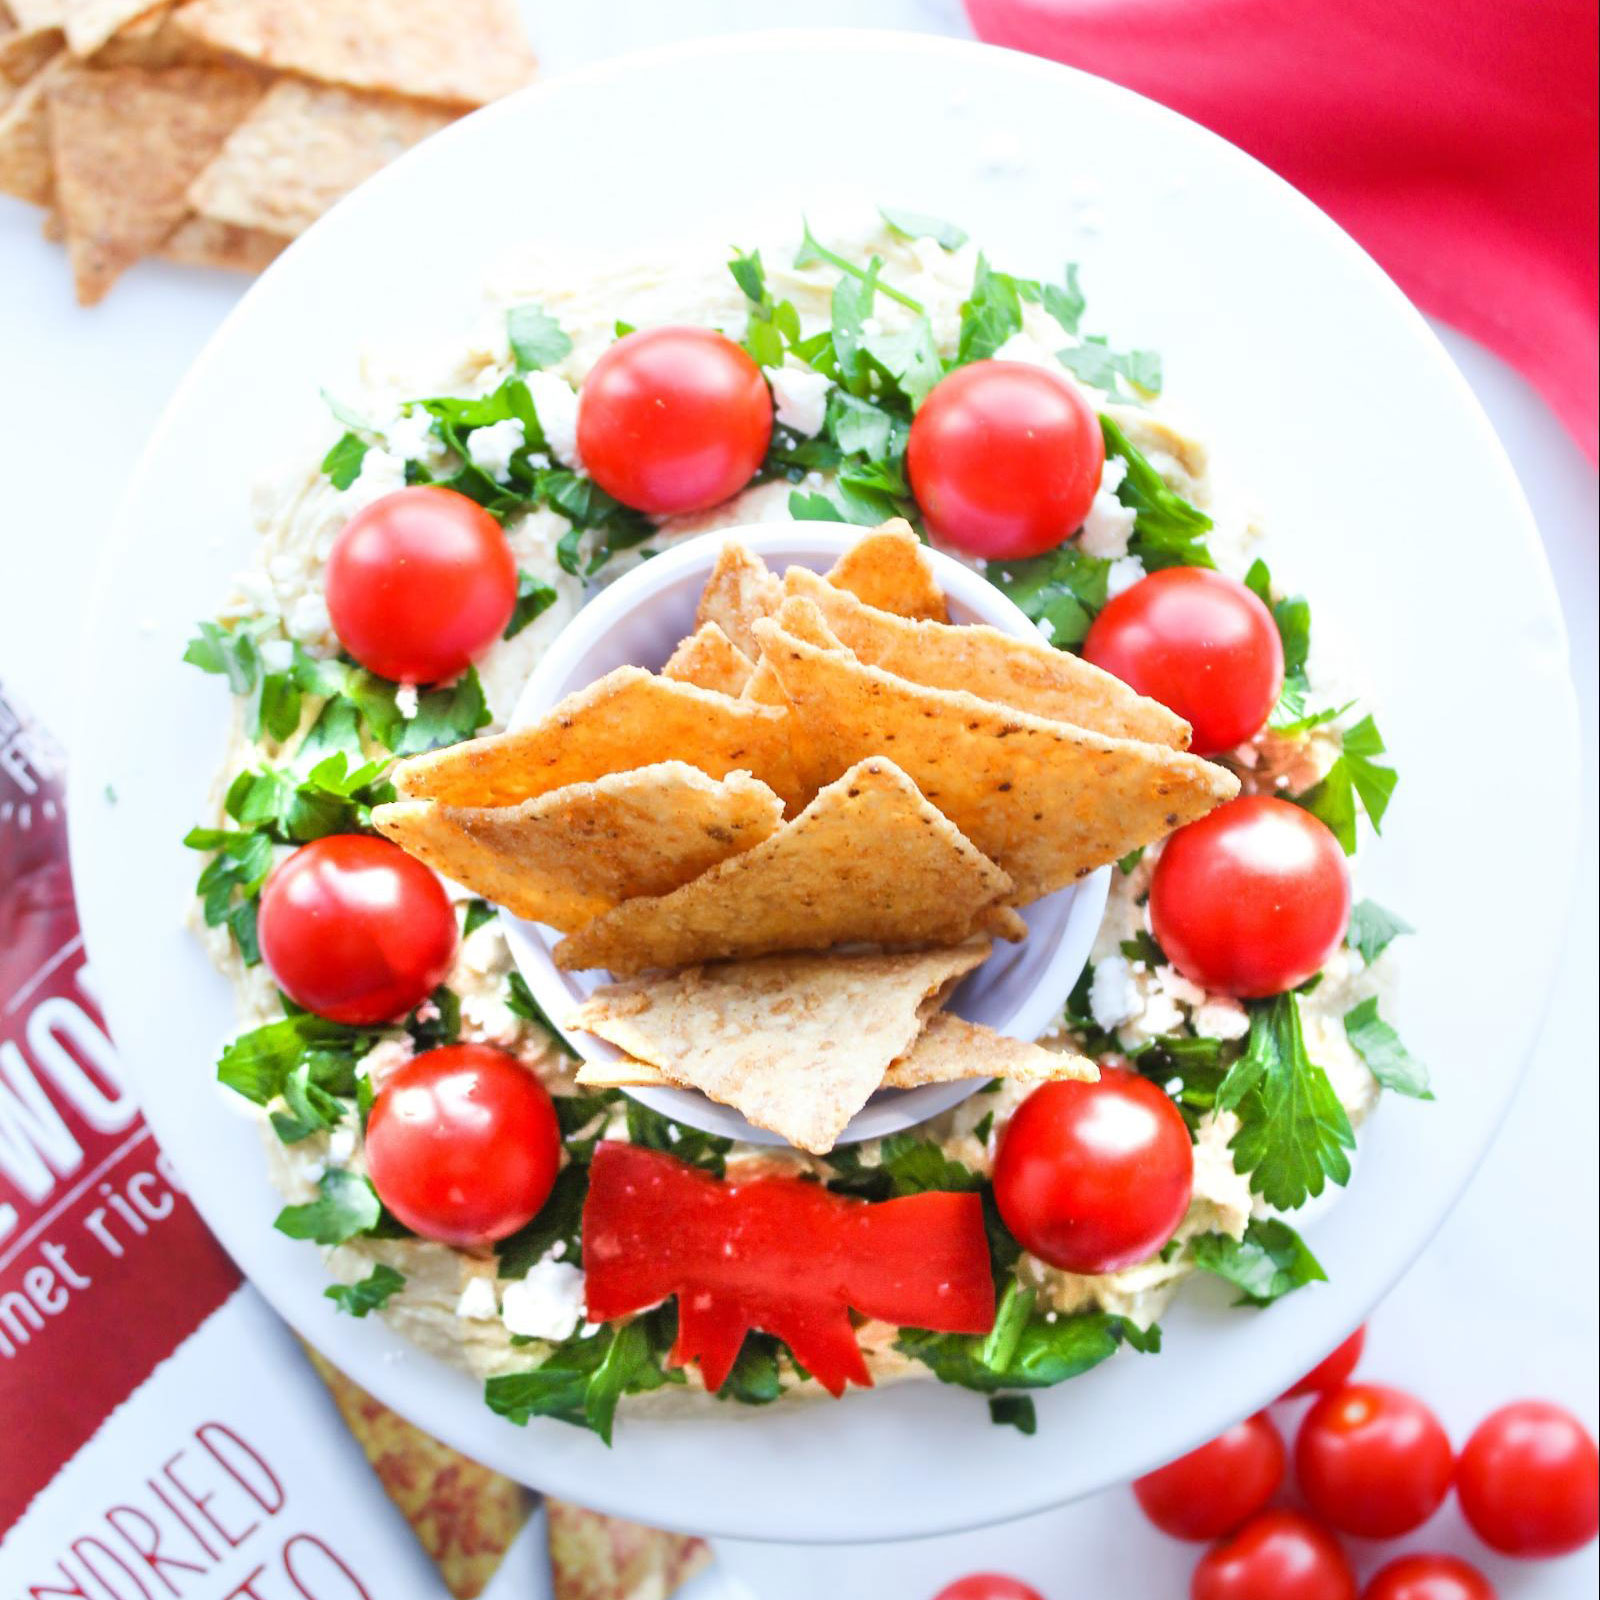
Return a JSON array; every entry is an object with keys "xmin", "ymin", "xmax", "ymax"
[{"xmin": 501, "ymin": 524, "xmax": 1109, "ymax": 1145}]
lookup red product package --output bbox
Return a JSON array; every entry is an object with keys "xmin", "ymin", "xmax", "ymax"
[{"xmin": 0, "ymin": 686, "xmax": 240, "ymax": 1533}]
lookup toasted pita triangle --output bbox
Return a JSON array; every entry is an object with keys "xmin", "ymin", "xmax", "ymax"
[
  {"xmin": 63, "ymin": 0, "xmax": 161, "ymax": 55},
  {"xmin": 753, "ymin": 604, "xmax": 1239, "ymax": 903},
  {"xmin": 0, "ymin": 51, "xmax": 64, "ymax": 205},
  {"xmin": 554, "ymin": 757, "xmax": 1016, "ymax": 976},
  {"xmin": 569, "ymin": 944, "xmax": 990, "ymax": 1154},
  {"xmin": 661, "ymin": 621, "xmax": 752, "ymax": 697},
  {"xmin": 693, "ymin": 540, "xmax": 780, "ymax": 659},
  {"xmin": 783, "ymin": 568, "xmax": 1189, "ymax": 746},
  {"xmin": 392, "ymin": 666, "xmax": 805, "ymax": 815},
  {"xmin": 824, "ymin": 519, "xmax": 948, "ymax": 621},
  {"xmin": 373, "ymin": 764, "xmax": 784, "ymax": 933}
]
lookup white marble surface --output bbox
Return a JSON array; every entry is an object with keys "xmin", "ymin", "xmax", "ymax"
[{"xmin": 0, "ymin": 4, "xmax": 1592, "ymax": 1595}]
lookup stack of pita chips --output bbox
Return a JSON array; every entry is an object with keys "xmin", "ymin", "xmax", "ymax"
[
  {"xmin": 375, "ymin": 521, "xmax": 1239, "ymax": 1153},
  {"xmin": 0, "ymin": 0, "xmax": 535, "ymax": 303}
]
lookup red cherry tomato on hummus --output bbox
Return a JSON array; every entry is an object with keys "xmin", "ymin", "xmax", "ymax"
[
  {"xmin": 1456, "ymin": 1400, "xmax": 1599, "ymax": 1558},
  {"xmin": 1084, "ymin": 568, "xmax": 1284, "ymax": 755},
  {"xmin": 577, "ymin": 326, "xmax": 772, "ymax": 514},
  {"xmin": 993, "ymin": 1068, "xmax": 1193, "ymax": 1276},
  {"xmin": 906, "ymin": 360, "xmax": 1104, "ymax": 559},
  {"xmin": 1135, "ymin": 1413, "xmax": 1286, "ymax": 1541},
  {"xmin": 1295, "ymin": 1384, "xmax": 1454, "ymax": 1539},
  {"xmin": 1150, "ymin": 796, "xmax": 1351, "ymax": 998},
  {"xmin": 325, "ymin": 485, "xmax": 517, "ymax": 684},
  {"xmin": 1362, "ymin": 1555, "xmax": 1496, "ymax": 1600},
  {"xmin": 1191, "ymin": 1509, "xmax": 1356, "ymax": 1600},
  {"xmin": 1281, "ymin": 1326, "xmax": 1366, "ymax": 1400},
  {"xmin": 365, "ymin": 1044, "xmax": 561, "ymax": 1247},
  {"xmin": 257, "ymin": 835, "xmax": 456, "ymax": 1026},
  {"xmin": 931, "ymin": 1578, "xmax": 1046, "ymax": 1600}
]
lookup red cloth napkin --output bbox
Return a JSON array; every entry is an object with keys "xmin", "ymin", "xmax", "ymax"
[{"xmin": 965, "ymin": 0, "xmax": 1599, "ymax": 462}]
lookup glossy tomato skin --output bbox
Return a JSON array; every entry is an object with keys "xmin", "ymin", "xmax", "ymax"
[
  {"xmin": 906, "ymin": 360, "xmax": 1104, "ymax": 559},
  {"xmin": 365, "ymin": 1045, "xmax": 561, "ymax": 1247},
  {"xmin": 1191, "ymin": 1509, "xmax": 1357, "ymax": 1600},
  {"xmin": 1134, "ymin": 1413, "xmax": 1286, "ymax": 1541},
  {"xmin": 257, "ymin": 835, "xmax": 456, "ymax": 1026},
  {"xmin": 1281, "ymin": 1326, "xmax": 1366, "ymax": 1400},
  {"xmin": 929, "ymin": 1578, "xmax": 1045, "ymax": 1600},
  {"xmin": 1150, "ymin": 796, "xmax": 1352, "ymax": 997},
  {"xmin": 1362, "ymin": 1554, "xmax": 1496, "ymax": 1600},
  {"xmin": 1456, "ymin": 1401, "xmax": 1599, "ymax": 1557},
  {"xmin": 577, "ymin": 326, "xmax": 772, "ymax": 514},
  {"xmin": 993, "ymin": 1068, "xmax": 1193, "ymax": 1275},
  {"xmin": 1084, "ymin": 568, "xmax": 1283, "ymax": 755},
  {"xmin": 325, "ymin": 486, "xmax": 517, "ymax": 684},
  {"xmin": 1296, "ymin": 1384, "xmax": 1454, "ymax": 1539}
]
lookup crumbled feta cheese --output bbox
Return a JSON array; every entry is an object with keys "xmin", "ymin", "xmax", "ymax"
[
  {"xmin": 991, "ymin": 331, "xmax": 1058, "ymax": 370},
  {"xmin": 1036, "ymin": 616, "xmax": 1056, "ymax": 642},
  {"xmin": 1089, "ymin": 955, "xmax": 1141, "ymax": 1030},
  {"xmin": 766, "ymin": 365, "xmax": 832, "ymax": 436},
  {"xmin": 285, "ymin": 591, "xmax": 332, "ymax": 647},
  {"xmin": 357, "ymin": 1035, "xmax": 415, "ymax": 1083},
  {"xmin": 460, "ymin": 991, "xmax": 522, "ymax": 1048},
  {"xmin": 259, "ymin": 638, "xmax": 294, "ymax": 672},
  {"xmin": 386, "ymin": 409, "xmax": 443, "ymax": 465},
  {"xmin": 1106, "ymin": 555, "xmax": 1146, "ymax": 599},
  {"xmin": 456, "ymin": 1277, "xmax": 500, "ymax": 1321},
  {"xmin": 458, "ymin": 923, "xmax": 504, "ymax": 980},
  {"xmin": 1079, "ymin": 457, "xmax": 1137, "ymax": 557},
  {"xmin": 1126, "ymin": 991, "xmax": 1185, "ymax": 1042},
  {"xmin": 466, "ymin": 416, "xmax": 526, "ymax": 481},
  {"xmin": 394, "ymin": 682, "xmax": 420, "ymax": 720},
  {"xmin": 522, "ymin": 371, "xmax": 582, "ymax": 469},
  {"xmin": 339, "ymin": 447, "xmax": 408, "ymax": 512},
  {"xmin": 1155, "ymin": 964, "xmax": 1207, "ymax": 1008},
  {"xmin": 1194, "ymin": 997, "xmax": 1251, "ymax": 1041},
  {"xmin": 326, "ymin": 1124, "xmax": 357, "ymax": 1165},
  {"xmin": 500, "ymin": 1257, "xmax": 585, "ymax": 1342}
]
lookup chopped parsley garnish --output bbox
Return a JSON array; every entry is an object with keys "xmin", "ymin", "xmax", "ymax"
[
  {"xmin": 507, "ymin": 302, "xmax": 573, "ymax": 372},
  {"xmin": 505, "ymin": 969, "xmax": 578, "ymax": 1058},
  {"xmin": 1102, "ymin": 416, "xmax": 1214, "ymax": 571},
  {"xmin": 1346, "ymin": 899, "xmax": 1413, "ymax": 965},
  {"xmin": 1344, "ymin": 997, "xmax": 1432, "ymax": 1100},
  {"xmin": 1191, "ymin": 1219, "xmax": 1326, "ymax": 1307},
  {"xmin": 878, "ymin": 204, "xmax": 968, "ymax": 251},
  {"xmin": 989, "ymin": 1395, "xmax": 1038, "ymax": 1434},
  {"xmin": 504, "ymin": 570, "xmax": 559, "ymax": 640},
  {"xmin": 274, "ymin": 1168, "xmax": 383, "ymax": 1245},
  {"xmin": 1293, "ymin": 714, "xmax": 1398, "ymax": 855},
  {"xmin": 1057, "ymin": 338, "xmax": 1163, "ymax": 400},
  {"xmin": 325, "ymin": 1263, "xmax": 406, "ymax": 1318}
]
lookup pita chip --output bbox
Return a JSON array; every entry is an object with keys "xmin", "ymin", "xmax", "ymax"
[
  {"xmin": 4, "ymin": 0, "xmax": 65, "ymax": 27},
  {"xmin": 824, "ymin": 520, "xmax": 948, "ymax": 621},
  {"xmin": 373, "ymin": 764, "xmax": 785, "ymax": 932},
  {"xmin": 0, "ymin": 50, "xmax": 63, "ymax": 204},
  {"xmin": 63, "ymin": 0, "xmax": 161, "ymax": 56},
  {"xmin": 784, "ymin": 567, "xmax": 1190, "ymax": 746},
  {"xmin": 170, "ymin": 0, "xmax": 536, "ymax": 107},
  {"xmin": 693, "ymin": 540, "xmax": 780, "ymax": 658},
  {"xmin": 161, "ymin": 211, "xmax": 284, "ymax": 270},
  {"xmin": 661, "ymin": 621, "xmax": 753, "ymax": 697},
  {"xmin": 392, "ymin": 666, "xmax": 805, "ymax": 815},
  {"xmin": 187, "ymin": 78, "xmax": 453, "ymax": 237},
  {"xmin": 1, "ymin": 21, "xmax": 60, "ymax": 85},
  {"xmin": 555, "ymin": 758, "xmax": 1016, "ymax": 976},
  {"xmin": 753, "ymin": 604, "xmax": 1240, "ymax": 903},
  {"xmin": 46, "ymin": 60, "xmax": 264, "ymax": 303},
  {"xmin": 885, "ymin": 1012, "xmax": 1097, "ymax": 1088},
  {"xmin": 569, "ymin": 944, "xmax": 990, "ymax": 1153}
]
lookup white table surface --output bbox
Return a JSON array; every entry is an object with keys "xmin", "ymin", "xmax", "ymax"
[{"xmin": 1, "ymin": 5, "xmax": 1593, "ymax": 1596}]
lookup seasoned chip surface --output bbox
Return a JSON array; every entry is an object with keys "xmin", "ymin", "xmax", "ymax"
[
  {"xmin": 693, "ymin": 540, "xmax": 781, "ymax": 659},
  {"xmin": 661, "ymin": 621, "xmax": 754, "ymax": 697},
  {"xmin": 823, "ymin": 519, "xmax": 948, "ymax": 621}
]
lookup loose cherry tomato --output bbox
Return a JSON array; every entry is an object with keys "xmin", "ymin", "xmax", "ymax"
[
  {"xmin": 1281, "ymin": 1327, "xmax": 1367, "ymax": 1400},
  {"xmin": 906, "ymin": 360, "xmax": 1104, "ymax": 559},
  {"xmin": 930, "ymin": 1578, "xmax": 1045, "ymax": 1600},
  {"xmin": 1135, "ymin": 1413, "xmax": 1286, "ymax": 1540},
  {"xmin": 993, "ymin": 1068, "xmax": 1193, "ymax": 1276},
  {"xmin": 1363, "ymin": 1554, "xmax": 1496, "ymax": 1600},
  {"xmin": 1150, "ymin": 796, "xmax": 1351, "ymax": 997},
  {"xmin": 1296, "ymin": 1384, "xmax": 1454, "ymax": 1539},
  {"xmin": 577, "ymin": 326, "xmax": 772, "ymax": 514},
  {"xmin": 257, "ymin": 835, "xmax": 456, "ymax": 1026},
  {"xmin": 1457, "ymin": 1400, "xmax": 1599, "ymax": 1558},
  {"xmin": 1083, "ymin": 568, "xmax": 1283, "ymax": 755},
  {"xmin": 365, "ymin": 1044, "xmax": 561, "ymax": 1247},
  {"xmin": 1191, "ymin": 1509, "xmax": 1356, "ymax": 1600},
  {"xmin": 325, "ymin": 485, "xmax": 517, "ymax": 684}
]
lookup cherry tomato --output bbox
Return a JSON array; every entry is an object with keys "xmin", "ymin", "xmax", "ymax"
[
  {"xmin": 906, "ymin": 360, "xmax": 1104, "ymax": 559},
  {"xmin": 1083, "ymin": 568, "xmax": 1283, "ymax": 755},
  {"xmin": 1362, "ymin": 1554, "xmax": 1496, "ymax": 1600},
  {"xmin": 576, "ymin": 326, "xmax": 772, "ymax": 514},
  {"xmin": 1456, "ymin": 1400, "xmax": 1599, "ymax": 1558},
  {"xmin": 1191, "ymin": 1509, "xmax": 1356, "ymax": 1600},
  {"xmin": 930, "ymin": 1580, "xmax": 1045, "ymax": 1600},
  {"xmin": 1135, "ymin": 1413, "xmax": 1286, "ymax": 1541},
  {"xmin": 993, "ymin": 1067, "xmax": 1193, "ymax": 1275},
  {"xmin": 257, "ymin": 835, "xmax": 456, "ymax": 1026},
  {"xmin": 325, "ymin": 486, "xmax": 517, "ymax": 684},
  {"xmin": 1281, "ymin": 1327, "xmax": 1367, "ymax": 1400},
  {"xmin": 365, "ymin": 1044, "xmax": 561, "ymax": 1246},
  {"xmin": 1296, "ymin": 1384, "xmax": 1454, "ymax": 1539},
  {"xmin": 1150, "ymin": 796, "xmax": 1351, "ymax": 997}
]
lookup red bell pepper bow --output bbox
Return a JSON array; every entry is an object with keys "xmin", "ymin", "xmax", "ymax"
[{"xmin": 582, "ymin": 1141, "xmax": 996, "ymax": 1396}]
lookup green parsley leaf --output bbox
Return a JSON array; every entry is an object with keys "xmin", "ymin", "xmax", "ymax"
[
  {"xmin": 623, "ymin": 1098, "xmax": 733, "ymax": 1178},
  {"xmin": 275, "ymin": 1168, "xmax": 382, "ymax": 1245},
  {"xmin": 956, "ymin": 254, "xmax": 1025, "ymax": 365},
  {"xmin": 795, "ymin": 218, "xmax": 924, "ymax": 312},
  {"xmin": 988, "ymin": 542, "xmax": 1111, "ymax": 648},
  {"xmin": 729, "ymin": 248, "xmax": 803, "ymax": 367},
  {"xmin": 325, "ymin": 1264, "xmax": 405, "ymax": 1318},
  {"xmin": 1347, "ymin": 899, "xmax": 1413, "ymax": 964},
  {"xmin": 826, "ymin": 389, "xmax": 897, "ymax": 458},
  {"xmin": 1057, "ymin": 338, "xmax": 1163, "ymax": 398},
  {"xmin": 788, "ymin": 488, "xmax": 847, "ymax": 522},
  {"xmin": 716, "ymin": 1333, "xmax": 787, "ymax": 1405},
  {"xmin": 504, "ymin": 570, "xmax": 559, "ymax": 640},
  {"xmin": 1293, "ymin": 714, "xmax": 1398, "ymax": 854},
  {"xmin": 496, "ymin": 1164, "xmax": 588, "ymax": 1279},
  {"xmin": 1218, "ymin": 994, "xmax": 1355, "ymax": 1210},
  {"xmin": 217, "ymin": 1012, "xmax": 374, "ymax": 1106},
  {"xmin": 1040, "ymin": 265, "xmax": 1086, "ymax": 337},
  {"xmin": 878, "ymin": 204, "xmax": 968, "ymax": 250},
  {"xmin": 876, "ymin": 1133, "xmax": 985, "ymax": 1196},
  {"xmin": 463, "ymin": 898, "xmax": 496, "ymax": 937},
  {"xmin": 506, "ymin": 969, "xmax": 578, "ymax": 1057},
  {"xmin": 544, "ymin": 469, "xmax": 654, "ymax": 578},
  {"xmin": 1344, "ymin": 997, "xmax": 1432, "ymax": 1099},
  {"xmin": 989, "ymin": 1395, "xmax": 1037, "ymax": 1434},
  {"xmin": 183, "ymin": 620, "xmax": 262, "ymax": 695},
  {"xmin": 321, "ymin": 432, "xmax": 370, "ymax": 490},
  {"xmin": 1101, "ymin": 416, "xmax": 1215, "ymax": 571},
  {"xmin": 1118, "ymin": 847, "xmax": 1145, "ymax": 874},
  {"xmin": 1191, "ymin": 1218, "xmax": 1327, "ymax": 1307},
  {"xmin": 507, "ymin": 303, "xmax": 573, "ymax": 372}
]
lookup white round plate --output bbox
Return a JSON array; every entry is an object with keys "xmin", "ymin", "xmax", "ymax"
[
  {"xmin": 498, "ymin": 522, "xmax": 1109, "ymax": 1147},
  {"xmin": 68, "ymin": 31, "xmax": 1579, "ymax": 1543}
]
